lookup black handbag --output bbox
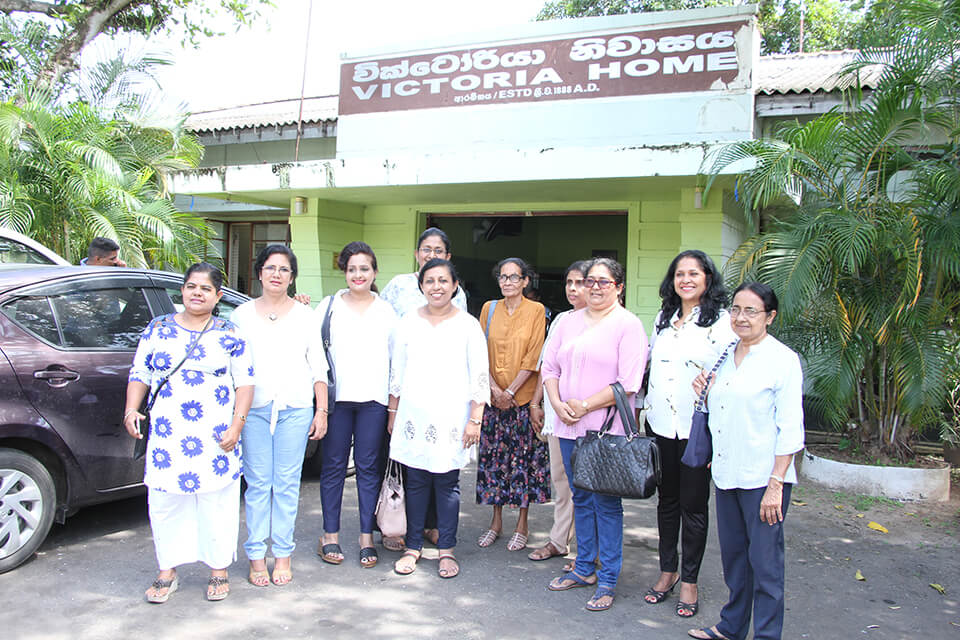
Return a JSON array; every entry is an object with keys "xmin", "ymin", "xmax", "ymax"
[
  {"xmin": 681, "ymin": 341, "xmax": 737, "ymax": 469},
  {"xmin": 571, "ymin": 382, "xmax": 661, "ymax": 499},
  {"xmin": 134, "ymin": 318, "xmax": 211, "ymax": 460},
  {"xmin": 320, "ymin": 296, "xmax": 337, "ymax": 412}
]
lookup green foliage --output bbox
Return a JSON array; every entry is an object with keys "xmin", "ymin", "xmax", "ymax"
[{"xmin": 702, "ymin": 0, "xmax": 960, "ymax": 457}]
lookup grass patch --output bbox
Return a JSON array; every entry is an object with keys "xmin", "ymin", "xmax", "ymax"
[{"xmin": 832, "ymin": 491, "xmax": 904, "ymax": 511}]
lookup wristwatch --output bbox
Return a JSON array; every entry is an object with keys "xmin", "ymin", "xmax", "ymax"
[{"xmin": 581, "ymin": 400, "xmax": 589, "ymax": 411}]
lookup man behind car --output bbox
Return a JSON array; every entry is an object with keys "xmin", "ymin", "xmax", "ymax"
[{"xmin": 80, "ymin": 237, "xmax": 127, "ymax": 267}]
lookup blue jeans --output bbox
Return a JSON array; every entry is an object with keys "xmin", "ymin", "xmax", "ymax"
[
  {"xmin": 559, "ymin": 436, "xmax": 624, "ymax": 589},
  {"xmin": 242, "ymin": 403, "xmax": 313, "ymax": 559},
  {"xmin": 320, "ymin": 401, "xmax": 388, "ymax": 534}
]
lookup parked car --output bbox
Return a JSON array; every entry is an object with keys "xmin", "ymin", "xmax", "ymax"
[
  {"xmin": 0, "ymin": 265, "xmax": 321, "ymax": 574},
  {"xmin": 0, "ymin": 228, "xmax": 71, "ymax": 266}
]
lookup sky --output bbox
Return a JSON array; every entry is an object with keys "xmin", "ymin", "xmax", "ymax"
[{"xmin": 125, "ymin": 0, "xmax": 549, "ymax": 111}]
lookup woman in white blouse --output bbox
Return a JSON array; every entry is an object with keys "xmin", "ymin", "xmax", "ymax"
[
  {"xmin": 689, "ymin": 282, "xmax": 804, "ymax": 640},
  {"xmin": 317, "ymin": 241, "xmax": 397, "ymax": 569},
  {"xmin": 388, "ymin": 258, "xmax": 489, "ymax": 578},
  {"xmin": 231, "ymin": 245, "xmax": 328, "ymax": 588},
  {"xmin": 643, "ymin": 250, "xmax": 736, "ymax": 618}
]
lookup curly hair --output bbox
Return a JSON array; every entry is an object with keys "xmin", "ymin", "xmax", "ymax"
[{"xmin": 655, "ymin": 250, "xmax": 728, "ymax": 332}]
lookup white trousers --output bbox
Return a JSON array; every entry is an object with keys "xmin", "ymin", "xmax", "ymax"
[{"xmin": 148, "ymin": 479, "xmax": 240, "ymax": 570}]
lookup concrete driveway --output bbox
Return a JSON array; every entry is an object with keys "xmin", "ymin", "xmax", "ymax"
[{"xmin": 2, "ymin": 466, "xmax": 958, "ymax": 639}]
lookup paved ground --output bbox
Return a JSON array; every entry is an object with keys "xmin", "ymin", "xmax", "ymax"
[{"xmin": 2, "ymin": 465, "xmax": 958, "ymax": 640}]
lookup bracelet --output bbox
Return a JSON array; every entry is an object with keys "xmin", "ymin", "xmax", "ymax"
[
  {"xmin": 769, "ymin": 474, "xmax": 784, "ymax": 484},
  {"xmin": 123, "ymin": 408, "xmax": 137, "ymax": 419},
  {"xmin": 469, "ymin": 417, "xmax": 482, "ymax": 425},
  {"xmin": 234, "ymin": 414, "xmax": 246, "ymax": 424},
  {"xmin": 317, "ymin": 407, "xmax": 329, "ymax": 415},
  {"xmin": 387, "ymin": 408, "xmax": 398, "ymax": 413},
  {"xmin": 504, "ymin": 388, "xmax": 515, "ymax": 397}
]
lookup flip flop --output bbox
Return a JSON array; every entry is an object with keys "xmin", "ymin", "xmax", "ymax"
[
  {"xmin": 506, "ymin": 531, "xmax": 528, "ymax": 551},
  {"xmin": 477, "ymin": 528, "xmax": 500, "ymax": 548},
  {"xmin": 586, "ymin": 586, "xmax": 615, "ymax": 612},
  {"xmin": 438, "ymin": 553, "xmax": 460, "ymax": 579},
  {"xmin": 548, "ymin": 571, "xmax": 597, "ymax": 591},
  {"xmin": 145, "ymin": 575, "xmax": 178, "ymax": 604},
  {"xmin": 687, "ymin": 627, "xmax": 729, "ymax": 640},
  {"xmin": 206, "ymin": 575, "xmax": 229, "ymax": 601}
]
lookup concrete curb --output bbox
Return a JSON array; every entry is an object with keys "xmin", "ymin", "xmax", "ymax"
[{"xmin": 800, "ymin": 450, "xmax": 951, "ymax": 502}]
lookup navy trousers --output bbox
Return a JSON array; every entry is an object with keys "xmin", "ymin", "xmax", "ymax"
[
  {"xmin": 320, "ymin": 401, "xmax": 387, "ymax": 534},
  {"xmin": 715, "ymin": 484, "xmax": 792, "ymax": 640},
  {"xmin": 404, "ymin": 467, "xmax": 460, "ymax": 551}
]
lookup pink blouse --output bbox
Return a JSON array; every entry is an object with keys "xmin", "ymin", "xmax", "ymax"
[{"xmin": 541, "ymin": 306, "xmax": 647, "ymax": 440}]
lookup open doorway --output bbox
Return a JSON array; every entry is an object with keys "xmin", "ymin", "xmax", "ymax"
[{"xmin": 426, "ymin": 212, "xmax": 628, "ymax": 318}]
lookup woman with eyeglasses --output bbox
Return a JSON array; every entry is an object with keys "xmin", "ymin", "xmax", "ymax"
[
  {"xmin": 542, "ymin": 257, "xmax": 647, "ymax": 612},
  {"xmin": 528, "ymin": 260, "xmax": 589, "ymax": 565},
  {"xmin": 688, "ymin": 282, "xmax": 804, "ymax": 640},
  {"xmin": 475, "ymin": 257, "xmax": 549, "ymax": 553},
  {"xmin": 317, "ymin": 241, "xmax": 398, "ymax": 569},
  {"xmin": 642, "ymin": 250, "xmax": 737, "ymax": 618},
  {"xmin": 380, "ymin": 227, "xmax": 467, "ymax": 551},
  {"xmin": 231, "ymin": 245, "xmax": 328, "ymax": 587}
]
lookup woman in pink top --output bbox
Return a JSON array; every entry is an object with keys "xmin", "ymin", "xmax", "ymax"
[{"xmin": 541, "ymin": 258, "xmax": 647, "ymax": 612}]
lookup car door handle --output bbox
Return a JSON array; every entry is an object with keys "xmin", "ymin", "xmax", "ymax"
[{"xmin": 34, "ymin": 367, "xmax": 80, "ymax": 384}]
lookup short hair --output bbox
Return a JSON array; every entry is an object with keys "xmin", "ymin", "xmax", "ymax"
[
  {"xmin": 732, "ymin": 281, "xmax": 779, "ymax": 313},
  {"xmin": 418, "ymin": 257, "xmax": 459, "ymax": 289},
  {"xmin": 88, "ymin": 237, "xmax": 119, "ymax": 259},
  {"xmin": 183, "ymin": 262, "xmax": 224, "ymax": 291},
  {"xmin": 564, "ymin": 260, "xmax": 590, "ymax": 282},
  {"xmin": 254, "ymin": 244, "xmax": 298, "ymax": 280},
  {"xmin": 585, "ymin": 257, "xmax": 625, "ymax": 286},
  {"xmin": 655, "ymin": 250, "xmax": 729, "ymax": 332},
  {"xmin": 418, "ymin": 227, "xmax": 451, "ymax": 253},
  {"xmin": 492, "ymin": 257, "xmax": 532, "ymax": 281}
]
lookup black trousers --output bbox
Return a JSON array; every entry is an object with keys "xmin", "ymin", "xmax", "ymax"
[{"xmin": 655, "ymin": 434, "xmax": 712, "ymax": 583}]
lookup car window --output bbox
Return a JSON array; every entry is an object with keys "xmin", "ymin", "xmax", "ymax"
[
  {"xmin": 49, "ymin": 287, "xmax": 153, "ymax": 349},
  {"xmin": 165, "ymin": 288, "xmax": 238, "ymax": 322},
  {"xmin": 0, "ymin": 295, "xmax": 61, "ymax": 343},
  {"xmin": 0, "ymin": 237, "xmax": 56, "ymax": 265}
]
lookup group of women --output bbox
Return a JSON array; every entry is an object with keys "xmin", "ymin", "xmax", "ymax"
[{"xmin": 122, "ymin": 230, "xmax": 803, "ymax": 640}]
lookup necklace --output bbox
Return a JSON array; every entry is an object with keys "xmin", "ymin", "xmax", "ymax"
[{"xmin": 268, "ymin": 312, "xmax": 278, "ymax": 321}]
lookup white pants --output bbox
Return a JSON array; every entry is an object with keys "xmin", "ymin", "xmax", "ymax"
[{"xmin": 148, "ymin": 479, "xmax": 240, "ymax": 570}]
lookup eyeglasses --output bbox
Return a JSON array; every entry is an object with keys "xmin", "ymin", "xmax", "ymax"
[
  {"xmin": 584, "ymin": 277, "xmax": 616, "ymax": 289},
  {"xmin": 419, "ymin": 247, "xmax": 447, "ymax": 257},
  {"xmin": 262, "ymin": 265, "xmax": 292, "ymax": 275},
  {"xmin": 498, "ymin": 274, "xmax": 523, "ymax": 283},
  {"xmin": 729, "ymin": 305, "xmax": 765, "ymax": 318}
]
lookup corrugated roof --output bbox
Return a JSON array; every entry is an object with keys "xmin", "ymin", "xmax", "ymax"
[
  {"xmin": 185, "ymin": 95, "xmax": 338, "ymax": 133},
  {"xmin": 755, "ymin": 50, "xmax": 885, "ymax": 95}
]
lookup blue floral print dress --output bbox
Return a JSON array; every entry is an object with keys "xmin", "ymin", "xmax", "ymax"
[{"xmin": 129, "ymin": 314, "xmax": 255, "ymax": 495}]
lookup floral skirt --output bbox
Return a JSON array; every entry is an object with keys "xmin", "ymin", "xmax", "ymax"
[{"xmin": 476, "ymin": 404, "xmax": 550, "ymax": 507}]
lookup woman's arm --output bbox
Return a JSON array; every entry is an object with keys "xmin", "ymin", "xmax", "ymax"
[
  {"xmin": 760, "ymin": 454, "xmax": 794, "ymax": 525},
  {"xmin": 462, "ymin": 400, "xmax": 484, "ymax": 448},
  {"xmin": 122, "ymin": 380, "xmax": 150, "ymax": 438},
  {"xmin": 220, "ymin": 385, "xmax": 253, "ymax": 452},
  {"xmin": 529, "ymin": 373, "xmax": 545, "ymax": 432},
  {"xmin": 309, "ymin": 381, "xmax": 329, "ymax": 441}
]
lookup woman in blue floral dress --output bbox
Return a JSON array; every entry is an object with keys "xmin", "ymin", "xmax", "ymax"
[{"xmin": 124, "ymin": 263, "xmax": 254, "ymax": 603}]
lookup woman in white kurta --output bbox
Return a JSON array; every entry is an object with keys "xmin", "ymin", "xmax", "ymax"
[
  {"xmin": 124, "ymin": 263, "xmax": 254, "ymax": 603},
  {"xmin": 387, "ymin": 258, "xmax": 489, "ymax": 578},
  {"xmin": 231, "ymin": 244, "xmax": 328, "ymax": 587}
]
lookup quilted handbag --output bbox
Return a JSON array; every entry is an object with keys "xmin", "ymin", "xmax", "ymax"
[
  {"xmin": 375, "ymin": 459, "xmax": 406, "ymax": 538},
  {"xmin": 681, "ymin": 341, "xmax": 737, "ymax": 469},
  {"xmin": 571, "ymin": 382, "xmax": 661, "ymax": 499}
]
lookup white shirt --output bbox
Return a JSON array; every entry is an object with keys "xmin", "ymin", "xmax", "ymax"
[
  {"xmin": 389, "ymin": 310, "xmax": 490, "ymax": 473},
  {"xmin": 645, "ymin": 307, "xmax": 738, "ymax": 439},
  {"xmin": 229, "ymin": 301, "xmax": 326, "ymax": 430},
  {"xmin": 708, "ymin": 334, "xmax": 805, "ymax": 490},
  {"xmin": 537, "ymin": 309, "xmax": 572, "ymax": 437},
  {"xmin": 320, "ymin": 291, "xmax": 397, "ymax": 406},
  {"xmin": 380, "ymin": 272, "xmax": 468, "ymax": 317}
]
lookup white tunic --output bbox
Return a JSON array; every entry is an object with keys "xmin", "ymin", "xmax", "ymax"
[
  {"xmin": 708, "ymin": 334, "xmax": 805, "ymax": 490},
  {"xmin": 645, "ymin": 307, "xmax": 738, "ymax": 440},
  {"xmin": 389, "ymin": 310, "xmax": 490, "ymax": 473},
  {"xmin": 380, "ymin": 272, "xmax": 468, "ymax": 317},
  {"xmin": 319, "ymin": 291, "xmax": 397, "ymax": 405}
]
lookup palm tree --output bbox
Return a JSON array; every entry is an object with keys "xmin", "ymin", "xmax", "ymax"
[{"xmin": 702, "ymin": 0, "xmax": 960, "ymax": 458}]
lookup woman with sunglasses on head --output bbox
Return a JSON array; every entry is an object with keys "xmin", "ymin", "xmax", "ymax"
[
  {"xmin": 380, "ymin": 227, "xmax": 467, "ymax": 551},
  {"xmin": 541, "ymin": 258, "xmax": 647, "ymax": 612},
  {"xmin": 688, "ymin": 282, "xmax": 804, "ymax": 640},
  {"xmin": 317, "ymin": 241, "xmax": 398, "ymax": 569},
  {"xmin": 527, "ymin": 260, "xmax": 589, "ymax": 565},
  {"xmin": 475, "ymin": 257, "xmax": 549, "ymax": 553},
  {"xmin": 643, "ymin": 250, "xmax": 737, "ymax": 618},
  {"xmin": 388, "ymin": 258, "xmax": 489, "ymax": 578},
  {"xmin": 231, "ymin": 244, "xmax": 329, "ymax": 587}
]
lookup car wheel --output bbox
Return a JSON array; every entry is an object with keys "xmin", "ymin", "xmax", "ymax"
[{"xmin": 0, "ymin": 449, "xmax": 56, "ymax": 574}]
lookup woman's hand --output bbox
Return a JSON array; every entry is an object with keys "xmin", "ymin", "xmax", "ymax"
[
  {"xmin": 530, "ymin": 405, "xmax": 544, "ymax": 432},
  {"xmin": 565, "ymin": 398, "xmax": 589, "ymax": 420},
  {"xmin": 462, "ymin": 420, "xmax": 480, "ymax": 449},
  {"xmin": 123, "ymin": 410, "xmax": 145, "ymax": 439},
  {"xmin": 491, "ymin": 387, "xmax": 513, "ymax": 410},
  {"xmin": 309, "ymin": 410, "xmax": 328, "ymax": 440},
  {"xmin": 219, "ymin": 425, "xmax": 242, "ymax": 452},
  {"xmin": 387, "ymin": 412, "xmax": 396, "ymax": 434},
  {"xmin": 692, "ymin": 371, "xmax": 714, "ymax": 397},
  {"xmin": 552, "ymin": 399, "xmax": 578, "ymax": 425},
  {"xmin": 759, "ymin": 480, "xmax": 784, "ymax": 525}
]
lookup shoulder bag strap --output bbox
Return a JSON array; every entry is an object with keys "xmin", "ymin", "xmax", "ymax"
[
  {"xmin": 147, "ymin": 317, "xmax": 212, "ymax": 411},
  {"xmin": 321, "ymin": 296, "xmax": 336, "ymax": 385},
  {"xmin": 610, "ymin": 382, "xmax": 641, "ymax": 439},
  {"xmin": 484, "ymin": 300, "xmax": 497, "ymax": 339},
  {"xmin": 694, "ymin": 340, "xmax": 739, "ymax": 412}
]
